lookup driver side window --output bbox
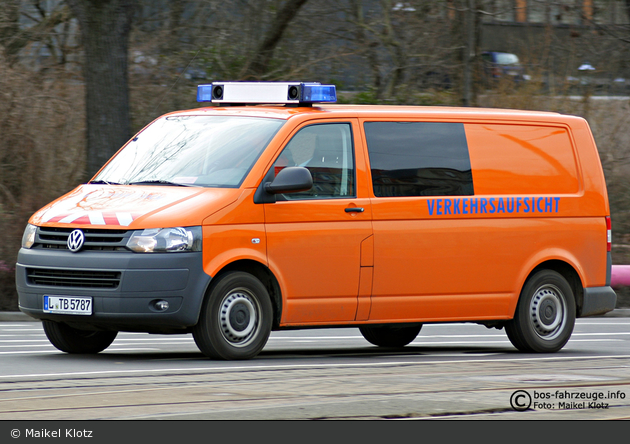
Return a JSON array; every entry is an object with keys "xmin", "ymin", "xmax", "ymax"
[{"xmin": 273, "ymin": 123, "xmax": 355, "ymax": 200}]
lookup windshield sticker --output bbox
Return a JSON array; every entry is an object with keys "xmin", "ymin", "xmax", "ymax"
[{"xmin": 427, "ymin": 197, "xmax": 561, "ymax": 216}]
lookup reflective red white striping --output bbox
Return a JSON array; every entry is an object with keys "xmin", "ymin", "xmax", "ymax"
[{"xmin": 44, "ymin": 212, "xmax": 139, "ymax": 226}]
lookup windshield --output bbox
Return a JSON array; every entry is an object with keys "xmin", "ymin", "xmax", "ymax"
[{"xmin": 93, "ymin": 115, "xmax": 285, "ymax": 188}]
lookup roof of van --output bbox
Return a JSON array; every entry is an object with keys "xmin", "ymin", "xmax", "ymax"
[{"xmin": 169, "ymin": 104, "xmax": 568, "ymax": 122}]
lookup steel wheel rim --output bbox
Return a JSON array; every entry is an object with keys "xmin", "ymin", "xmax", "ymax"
[
  {"xmin": 529, "ymin": 284, "xmax": 567, "ymax": 340},
  {"xmin": 218, "ymin": 288, "xmax": 260, "ymax": 347}
]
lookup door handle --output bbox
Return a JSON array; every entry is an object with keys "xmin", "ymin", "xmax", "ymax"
[{"xmin": 345, "ymin": 207, "xmax": 364, "ymax": 213}]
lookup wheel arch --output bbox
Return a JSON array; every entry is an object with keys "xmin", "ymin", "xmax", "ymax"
[
  {"xmin": 213, "ymin": 259, "xmax": 283, "ymax": 329},
  {"xmin": 524, "ymin": 260, "xmax": 584, "ymax": 317}
]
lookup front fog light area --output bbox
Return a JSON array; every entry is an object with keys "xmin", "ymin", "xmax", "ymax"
[
  {"xmin": 153, "ymin": 300, "xmax": 169, "ymax": 311},
  {"xmin": 127, "ymin": 226, "xmax": 202, "ymax": 253}
]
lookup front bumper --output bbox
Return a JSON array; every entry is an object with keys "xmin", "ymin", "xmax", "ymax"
[{"xmin": 16, "ymin": 248, "xmax": 212, "ymax": 332}]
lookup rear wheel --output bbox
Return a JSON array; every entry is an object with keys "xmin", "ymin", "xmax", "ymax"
[
  {"xmin": 193, "ymin": 271, "xmax": 273, "ymax": 360},
  {"xmin": 506, "ymin": 270, "xmax": 576, "ymax": 353},
  {"xmin": 42, "ymin": 320, "xmax": 117, "ymax": 354},
  {"xmin": 359, "ymin": 324, "xmax": 422, "ymax": 347}
]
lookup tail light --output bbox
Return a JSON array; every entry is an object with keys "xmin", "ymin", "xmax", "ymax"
[{"xmin": 606, "ymin": 216, "xmax": 612, "ymax": 252}]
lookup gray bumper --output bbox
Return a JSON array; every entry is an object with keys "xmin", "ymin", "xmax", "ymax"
[
  {"xmin": 579, "ymin": 286, "xmax": 617, "ymax": 317},
  {"xmin": 16, "ymin": 248, "xmax": 212, "ymax": 332}
]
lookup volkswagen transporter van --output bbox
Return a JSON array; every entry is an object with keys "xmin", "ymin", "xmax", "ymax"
[{"xmin": 16, "ymin": 82, "xmax": 617, "ymax": 360}]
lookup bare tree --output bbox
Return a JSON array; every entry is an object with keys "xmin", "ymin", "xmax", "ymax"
[
  {"xmin": 0, "ymin": 0, "xmax": 73, "ymax": 66},
  {"xmin": 339, "ymin": 1, "xmax": 459, "ymax": 101},
  {"xmin": 241, "ymin": 0, "xmax": 310, "ymax": 79},
  {"xmin": 66, "ymin": 0, "xmax": 137, "ymax": 179}
]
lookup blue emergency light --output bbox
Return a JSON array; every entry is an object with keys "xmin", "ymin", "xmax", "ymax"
[{"xmin": 197, "ymin": 82, "xmax": 337, "ymax": 105}]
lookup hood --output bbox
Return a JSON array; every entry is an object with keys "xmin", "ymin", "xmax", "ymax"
[{"xmin": 30, "ymin": 184, "xmax": 242, "ymax": 229}]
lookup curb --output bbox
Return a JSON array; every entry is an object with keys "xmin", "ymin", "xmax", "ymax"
[{"xmin": 1, "ymin": 309, "xmax": 629, "ymax": 322}]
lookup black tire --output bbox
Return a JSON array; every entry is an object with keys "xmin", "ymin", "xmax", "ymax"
[
  {"xmin": 359, "ymin": 324, "xmax": 422, "ymax": 347},
  {"xmin": 506, "ymin": 270, "xmax": 576, "ymax": 353},
  {"xmin": 42, "ymin": 320, "xmax": 117, "ymax": 354},
  {"xmin": 193, "ymin": 271, "xmax": 273, "ymax": 360}
]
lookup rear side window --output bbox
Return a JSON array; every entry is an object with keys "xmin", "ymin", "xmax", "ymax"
[
  {"xmin": 465, "ymin": 124, "xmax": 579, "ymax": 195},
  {"xmin": 364, "ymin": 122, "xmax": 473, "ymax": 197}
]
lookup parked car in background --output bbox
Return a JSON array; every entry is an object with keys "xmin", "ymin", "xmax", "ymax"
[
  {"xmin": 481, "ymin": 51, "xmax": 528, "ymax": 83},
  {"xmin": 566, "ymin": 62, "xmax": 629, "ymax": 95}
]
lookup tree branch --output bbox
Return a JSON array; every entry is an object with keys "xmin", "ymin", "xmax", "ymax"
[{"xmin": 241, "ymin": 0, "xmax": 310, "ymax": 79}]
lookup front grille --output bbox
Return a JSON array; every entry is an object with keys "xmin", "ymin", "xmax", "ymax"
[
  {"xmin": 27, "ymin": 268, "xmax": 121, "ymax": 289},
  {"xmin": 35, "ymin": 227, "xmax": 131, "ymax": 252}
]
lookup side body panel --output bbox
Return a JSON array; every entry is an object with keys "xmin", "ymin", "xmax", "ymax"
[{"xmin": 360, "ymin": 116, "xmax": 610, "ymax": 323}]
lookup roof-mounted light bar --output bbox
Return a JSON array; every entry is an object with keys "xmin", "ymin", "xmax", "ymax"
[{"xmin": 197, "ymin": 82, "xmax": 337, "ymax": 105}]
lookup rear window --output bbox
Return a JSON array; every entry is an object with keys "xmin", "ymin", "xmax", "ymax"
[{"xmin": 364, "ymin": 122, "xmax": 473, "ymax": 197}]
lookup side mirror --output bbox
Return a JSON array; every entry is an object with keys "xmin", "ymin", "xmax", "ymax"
[{"xmin": 264, "ymin": 167, "xmax": 313, "ymax": 194}]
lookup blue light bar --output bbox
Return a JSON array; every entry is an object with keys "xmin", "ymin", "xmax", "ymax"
[
  {"xmin": 197, "ymin": 82, "xmax": 337, "ymax": 105},
  {"xmin": 301, "ymin": 83, "xmax": 337, "ymax": 103},
  {"xmin": 197, "ymin": 84, "xmax": 214, "ymax": 102}
]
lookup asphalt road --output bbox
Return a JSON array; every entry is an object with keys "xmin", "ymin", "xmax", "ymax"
[{"xmin": 1, "ymin": 313, "xmax": 629, "ymax": 420}]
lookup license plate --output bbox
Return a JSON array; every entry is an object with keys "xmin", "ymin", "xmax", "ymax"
[{"xmin": 44, "ymin": 295, "xmax": 92, "ymax": 315}]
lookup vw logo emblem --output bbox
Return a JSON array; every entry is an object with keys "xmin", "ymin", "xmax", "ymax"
[{"xmin": 67, "ymin": 229, "xmax": 85, "ymax": 252}]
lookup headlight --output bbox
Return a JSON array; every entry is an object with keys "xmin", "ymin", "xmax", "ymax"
[
  {"xmin": 22, "ymin": 224, "xmax": 37, "ymax": 249},
  {"xmin": 126, "ymin": 227, "xmax": 202, "ymax": 253}
]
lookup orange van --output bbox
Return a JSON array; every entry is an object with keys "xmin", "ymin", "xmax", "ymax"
[{"xmin": 16, "ymin": 82, "xmax": 616, "ymax": 359}]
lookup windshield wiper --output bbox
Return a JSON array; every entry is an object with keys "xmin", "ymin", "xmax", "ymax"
[
  {"xmin": 127, "ymin": 180, "xmax": 195, "ymax": 187},
  {"xmin": 89, "ymin": 180, "xmax": 122, "ymax": 185}
]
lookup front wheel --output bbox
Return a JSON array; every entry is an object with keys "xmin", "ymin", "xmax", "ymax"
[
  {"xmin": 359, "ymin": 324, "xmax": 422, "ymax": 347},
  {"xmin": 506, "ymin": 270, "xmax": 576, "ymax": 353},
  {"xmin": 42, "ymin": 320, "xmax": 118, "ymax": 354},
  {"xmin": 193, "ymin": 271, "xmax": 273, "ymax": 360}
]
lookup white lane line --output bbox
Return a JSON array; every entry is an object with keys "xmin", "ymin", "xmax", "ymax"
[
  {"xmin": 0, "ymin": 348, "xmax": 161, "ymax": 355},
  {"xmin": 0, "ymin": 339, "xmax": 52, "ymax": 343},
  {"xmin": 270, "ymin": 333, "xmax": 630, "ymax": 340},
  {"xmin": 0, "ymin": 350, "xmax": 59, "ymax": 355},
  {"xmin": 0, "ymin": 333, "xmax": 624, "ymax": 341},
  {"xmin": 2, "ymin": 334, "xmax": 626, "ymax": 345},
  {"xmin": 105, "ymin": 348, "xmax": 161, "ymax": 352},
  {"xmin": 573, "ymin": 332, "xmax": 630, "ymax": 336},
  {"xmin": 567, "ymin": 339, "xmax": 624, "ymax": 342},
  {"xmin": 0, "ymin": 353, "xmax": 629, "ymax": 380},
  {"xmin": 0, "ymin": 324, "xmax": 43, "ymax": 328},
  {"xmin": 573, "ymin": 321, "xmax": 630, "ymax": 324},
  {"xmin": 0, "ymin": 329, "xmax": 46, "ymax": 332},
  {"xmin": 96, "ymin": 338, "xmax": 192, "ymax": 344},
  {"xmin": 1, "ymin": 340, "xmax": 619, "ymax": 350},
  {"xmin": 0, "ymin": 335, "xmax": 44, "ymax": 338}
]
